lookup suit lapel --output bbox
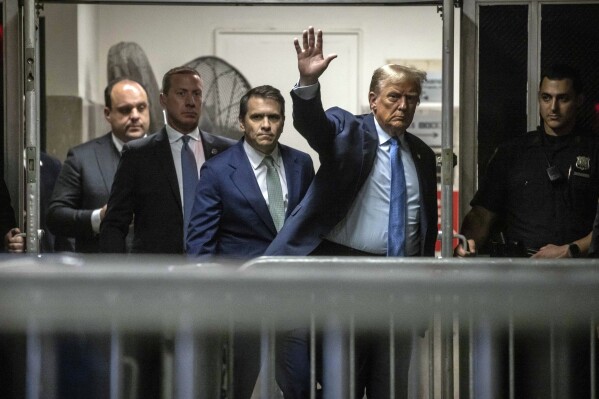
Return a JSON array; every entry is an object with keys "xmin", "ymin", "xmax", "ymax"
[
  {"xmin": 280, "ymin": 145, "xmax": 300, "ymax": 218},
  {"xmin": 156, "ymin": 128, "xmax": 183, "ymax": 211},
  {"xmin": 200, "ymin": 130, "xmax": 223, "ymax": 160},
  {"xmin": 94, "ymin": 133, "xmax": 120, "ymax": 195},
  {"xmin": 405, "ymin": 132, "xmax": 430, "ymax": 254},
  {"xmin": 229, "ymin": 142, "xmax": 277, "ymax": 234},
  {"xmin": 361, "ymin": 114, "xmax": 380, "ymax": 183},
  {"xmin": 405, "ymin": 133, "xmax": 427, "ymax": 193}
]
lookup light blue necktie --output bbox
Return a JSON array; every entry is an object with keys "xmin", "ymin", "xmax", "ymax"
[
  {"xmin": 181, "ymin": 135, "xmax": 198, "ymax": 240},
  {"xmin": 263, "ymin": 155, "xmax": 285, "ymax": 232},
  {"xmin": 388, "ymin": 137, "xmax": 407, "ymax": 256}
]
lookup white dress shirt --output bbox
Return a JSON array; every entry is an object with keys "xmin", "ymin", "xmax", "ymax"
[
  {"xmin": 243, "ymin": 140, "xmax": 289, "ymax": 213},
  {"xmin": 166, "ymin": 125, "xmax": 205, "ymax": 214},
  {"xmin": 293, "ymin": 82, "xmax": 421, "ymax": 255}
]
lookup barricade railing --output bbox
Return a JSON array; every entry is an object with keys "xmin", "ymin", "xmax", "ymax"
[{"xmin": 0, "ymin": 254, "xmax": 597, "ymax": 399}]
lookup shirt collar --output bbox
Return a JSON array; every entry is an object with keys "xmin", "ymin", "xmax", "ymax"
[
  {"xmin": 112, "ymin": 132, "xmax": 147, "ymax": 154},
  {"xmin": 166, "ymin": 124, "xmax": 200, "ymax": 143},
  {"xmin": 243, "ymin": 139, "xmax": 282, "ymax": 170},
  {"xmin": 373, "ymin": 117, "xmax": 407, "ymax": 149}
]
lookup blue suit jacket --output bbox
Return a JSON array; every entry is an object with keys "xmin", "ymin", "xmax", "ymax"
[
  {"xmin": 264, "ymin": 89, "xmax": 438, "ymax": 256},
  {"xmin": 186, "ymin": 139, "xmax": 314, "ymax": 258}
]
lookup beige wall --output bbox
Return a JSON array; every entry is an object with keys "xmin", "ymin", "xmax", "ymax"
[{"xmin": 43, "ymin": 4, "xmax": 461, "ymax": 163}]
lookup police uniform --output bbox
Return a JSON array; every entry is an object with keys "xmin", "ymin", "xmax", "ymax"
[
  {"xmin": 472, "ymin": 126, "xmax": 599, "ymax": 252},
  {"xmin": 471, "ymin": 126, "xmax": 597, "ymax": 398}
]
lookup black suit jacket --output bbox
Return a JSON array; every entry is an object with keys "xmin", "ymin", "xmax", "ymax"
[
  {"xmin": 265, "ymin": 89, "xmax": 438, "ymax": 256},
  {"xmin": 47, "ymin": 133, "xmax": 120, "ymax": 253},
  {"xmin": 99, "ymin": 127, "xmax": 235, "ymax": 254},
  {"xmin": 40, "ymin": 152, "xmax": 73, "ymax": 252}
]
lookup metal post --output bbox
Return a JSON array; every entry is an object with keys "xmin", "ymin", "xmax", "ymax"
[
  {"xmin": 174, "ymin": 320, "xmax": 196, "ymax": 399},
  {"xmin": 109, "ymin": 324, "xmax": 122, "ymax": 399},
  {"xmin": 323, "ymin": 314, "xmax": 348, "ymax": 399},
  {"xmin": 440, "ymin": 2, "xmax": 455, "ymax": 399},
  {"xmin": 26, "ymin": 320, "xmax": 41, "ymax": 399},
  {"xmin": 23, "ymin": 0, "xmax": 40, "ymax": 254},
  {"xmin": 591, "ymin": 317, "xmax": 596, "ymax": 399},
  {"xmin": 310, "ymin": 304, "xmax": 317, "ymax": 399},
  {"xmin": 259, "ymin": 319, "xmax": 276, "ymax": 399},
  {"xmin": 440, "ymin": 0, "xmax": 455, "ymax": 259}
]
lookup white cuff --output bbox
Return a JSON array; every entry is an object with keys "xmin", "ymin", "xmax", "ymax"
[
  {"xmin": 91, "ymin": 208, "xmax": 102, "ymax": 234},
  {"xmin": 293, "ymin": 82, "xmax": 319, "ymax": 100}
]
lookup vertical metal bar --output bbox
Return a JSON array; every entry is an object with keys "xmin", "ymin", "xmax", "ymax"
[
  {"xmin": 591, "ymin": 317, "xmax": 596, "ymax": 399},
  {"xmin": 323, "ymin": 313, "xmax": 348, "ymax": 399},
  {"xmin": 174, "ymin": 320, "xmax": 196, "ymax": 399},
  {"xmin": 457, "ymin": 0, "xmax": 479, "ymax": 222},
  {"xmin": 550, "ymin": 321, "xmax": 556, "ymax": 399},
  {"xmin": 109, "ymin": 324, "xmax": 122, "ymax": 399},
  {"xmin": 509, "ymin": 314, "xmax": 514, "ymax": 399},
  {"xmin": 443, "ymin": 311, "xmax": 454, "ymax": 399},
  {"xmin": 349, "ymin": 314, "xmax": 355, "ymax": 399},
  {"xmin": 3, "ymin": 0, "xmax": 24, "ymax": 208},
  {"xmin": 528, "ymin": 2, "xmax": 540, "ymax": 131},
  {"xmin": 429, "ymin": 312, "xmax": 435, "ymax": 398},
  {"xmin": 26, "ymin": 320, "xmax": 41, "ymax": 399},
  {"xmin": 259, "ymin": 319, "xmax": 276, "ymax": 399},
  {"xmin": 469, "ymin": 313, "xmax": 473, "ymax": 399},
  {"xmin": 440, "ymin": 0, "xmax": 455, "ymax": 259},
  {"xmin": 227, "ymin": 317, "xmax": 235, "ymax": 399},
  {"xmin": 310, "ymin": 308, "xmax": 316, "ymax": 399},
  {"xmin": 23, "ymin": 0, "xmax": 39, "ymax": 254},
  {"xmin": 389, "ymin": 312, "xmax": 395, "ymax": 399}
]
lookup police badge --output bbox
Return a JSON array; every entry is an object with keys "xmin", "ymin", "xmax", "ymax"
[{"xmin": 575, "ymin": 156, "xmax": 590, "ymax": 171}]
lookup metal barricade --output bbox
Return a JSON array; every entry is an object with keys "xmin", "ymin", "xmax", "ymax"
[{"xmin": 0, "ymin": 254, "xmax": 596, "ymax": 399}]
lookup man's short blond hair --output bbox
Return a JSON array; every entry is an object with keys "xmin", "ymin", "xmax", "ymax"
[{"xmin": 369, "ymin": 64, "xmax": 427, "ymax": 97}]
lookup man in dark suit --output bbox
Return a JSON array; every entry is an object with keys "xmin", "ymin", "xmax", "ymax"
[
  {"xmin": 265, "ymin": 27, "xmax": 438, "ymax": 399},
  {"xmin": 186, "ymin": 85, "xmax": 314, "ymax": 399},
  {"xmin": 100, "ymin": 66, "xmax": 235, "ymax": 254},
  {"xmin": 44, "ymin": 78, "xmax": 150, "ymax": 399},
  {"xmin": 186, "ymin": 85, "xmax": 314, "ymax": 257},
  {"xmin": 47, "ymin": 77, "xmax": 150, "ymax": 253},
  {"xmin": 99, "ymin": 66, "xmax": 235, "ymax": 399}
]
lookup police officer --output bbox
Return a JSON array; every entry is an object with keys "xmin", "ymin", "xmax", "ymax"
[
  {"xmin": 456, "ymin": 64, "xmax": 597, "ymax": 398},
  {"xmin": 456, "ymin": 64, "xmax": 599, "ymax": 259}
]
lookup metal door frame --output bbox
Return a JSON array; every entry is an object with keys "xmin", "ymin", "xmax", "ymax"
[
  {"xmin": 459, "ymin": 0, "xmax": 599, "ymax": 222},
  {"xmin": 4, "ymin": 0, "xmax": 458, "ymax": 256}
]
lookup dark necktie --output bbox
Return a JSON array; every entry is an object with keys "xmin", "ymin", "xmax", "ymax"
[
  {"xmin": 181, "ymin": 135, "xmax": 198, "ymax": 240},
  {"xmin": 263, "ymin": 155, "xmax": 285, "ymax": 232},
  {"xmin": 388, "ymin": 137, "xmax": 407, "ymax": 256}
]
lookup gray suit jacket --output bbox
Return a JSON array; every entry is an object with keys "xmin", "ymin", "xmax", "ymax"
[{"xmin": 47, "ymin": 132, "xmax": 121, "ymax": 253}]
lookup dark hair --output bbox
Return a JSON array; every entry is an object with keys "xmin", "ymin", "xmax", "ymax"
[
  {"xmin": 369, "ymin": 64, "xmax": 427, "ymax": 97},
  {"xmin": 238, "ymin": 85, "xmax": 285, "ymax": 120},
  {"xmin": 540, "ymin": 64, "xmax": 583, "ymax": 94},
  {"xmin": 161, "ymin": 66, "xmax": 202, "ymax": 95},
  {"xmin": 104, "ymin": 77, "xmax": 146, "ymax": 109}
]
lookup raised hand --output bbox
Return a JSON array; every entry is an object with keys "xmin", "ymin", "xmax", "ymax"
[{"xmin": 294, "ymin": 26, "xmax": 338, "ymax": 86}]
